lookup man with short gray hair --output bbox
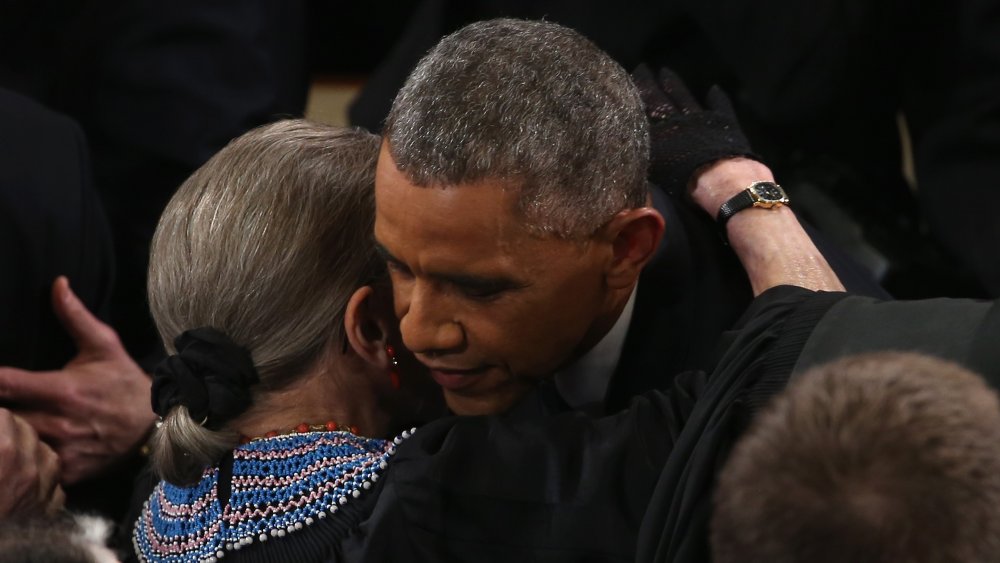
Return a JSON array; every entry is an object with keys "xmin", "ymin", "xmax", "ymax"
[
  {"xmin": 384, "ymin": 18, "xmax": 648, "ymax": 239},
  {"xmin": 373, "ymin": 18, "xmax": 858, "ymax": 416}
]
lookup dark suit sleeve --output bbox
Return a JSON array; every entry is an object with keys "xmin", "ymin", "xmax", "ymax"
[{"xmin": 0, "ymin": 88, "xmax": 114, "ymax": 371}]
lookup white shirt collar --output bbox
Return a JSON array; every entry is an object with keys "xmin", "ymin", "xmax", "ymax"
[{"xmin": 553, "ymin": 284, "xmax": 638, "ymax": 412}]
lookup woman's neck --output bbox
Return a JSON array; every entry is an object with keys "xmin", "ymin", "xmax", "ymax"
[{"xmin": 232, "ymin": 355, "xmax": 390, "ymax": 439}]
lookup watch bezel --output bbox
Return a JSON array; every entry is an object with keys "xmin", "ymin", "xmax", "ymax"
[
  {"xmin": 746, "ymin": 181, "xmax": 789, "ymax": 208},
  {"xmin": 716, "ymin": 180, "xmax": 791, "ymax": 237}
]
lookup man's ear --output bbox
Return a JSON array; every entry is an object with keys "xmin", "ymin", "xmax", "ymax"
[
  {"xmin": 344, "ymin": 286, "xmax": 391, "ymax": 369},
  {"xmin": 601, "ymin": 207, "xmax": 665, "ymax": 289}
]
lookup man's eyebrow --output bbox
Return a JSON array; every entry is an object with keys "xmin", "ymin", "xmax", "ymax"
[
  {"xmin": 438, "ymin": 272, "xmax": 525, "ymax": 292},
  {"xmin": 374, "ymin": 242, "xmax": 402, "ymax": 265},
  {"xmin": 374, "ymin": 241, "xmax": 526, "ymax": 291}
]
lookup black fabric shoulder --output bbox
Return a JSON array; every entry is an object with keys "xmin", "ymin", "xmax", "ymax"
[
  {"xmin": 635, "ymin": 286, "xmax": 841, "ymax": 562},
  {"xmin": 793, "ymin": 295, "xmax": 1000, "ymax": 383},
  {"xmin": 742, "ymin": 288, "xmax": 848, "ymax": 415}
]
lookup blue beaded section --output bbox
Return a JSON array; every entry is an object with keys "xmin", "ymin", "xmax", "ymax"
[{"xmin": 133, "ymin": 429, "xmax": 415, "ymax": 562}]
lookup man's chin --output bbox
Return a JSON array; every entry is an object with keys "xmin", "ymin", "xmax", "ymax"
[{"xmin": 444, "ymin": 385, "xmax": 531, "ymax": 416}]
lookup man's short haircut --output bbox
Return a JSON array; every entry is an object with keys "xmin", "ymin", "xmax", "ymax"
[
  {"xmin": 712, "ymin": 352, "xmax": 1000, "ymax": 563},
  {"xmin": 383, "ymin": 18, "xmax": 649, "ymax": 238}
]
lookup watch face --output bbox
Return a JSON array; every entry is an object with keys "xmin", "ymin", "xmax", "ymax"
[{"xmin": 751, "ymin": 182, "xmax": 786, "ymax": 202}]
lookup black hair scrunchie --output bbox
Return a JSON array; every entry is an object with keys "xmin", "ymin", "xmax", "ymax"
[{"xmin": 151, "ymin": 327, "xmax": 259, "ymax": 429}]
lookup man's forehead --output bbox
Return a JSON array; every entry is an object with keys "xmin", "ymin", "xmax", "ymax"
[
  {"xmin": 372, "ymin": 142, "xmax": 594, "ymax": 262},
  {"xmin": 373, "ymin": 178, "xmax": 581, "ymax": 283},
  {"xmin": 377, "ymin": 146, "xmax": 524, "ymax": 226},
  {"xmin": 376, "ymin": 183, "xmax": 524, "ymax": 250}
]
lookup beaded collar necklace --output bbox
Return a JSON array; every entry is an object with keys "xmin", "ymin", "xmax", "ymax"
[{"xmin": 135, "ymin": 427, "xmax": 417, "ymax": 563}]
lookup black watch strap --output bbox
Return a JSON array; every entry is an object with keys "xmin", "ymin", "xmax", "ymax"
[{"xmin": 716, "ymin": 190, "xmax": 756, "ymax": 228}]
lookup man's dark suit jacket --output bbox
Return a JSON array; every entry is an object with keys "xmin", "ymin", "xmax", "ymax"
[{"xmin": 0, "ymin": 87, "xmax": 114, "ymax": 371}]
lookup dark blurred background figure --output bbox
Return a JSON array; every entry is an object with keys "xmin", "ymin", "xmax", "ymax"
[
  {"xmin": 305, "ymin": 3, "xmax": 420, "ymax": 78},
  {"xmin": 0, "ymin": 85, "xmax": 152, "ymax": 523},
  {"xmin": 348, "ymin": 0, "xmax": 1000, "ymax": 299},
  {"xmin": 0, "ymin": 0, "xmax": 312, "ymax": 365}
]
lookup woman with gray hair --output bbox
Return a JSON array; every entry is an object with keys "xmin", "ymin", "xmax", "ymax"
[{"xmin": 130, "ymin": 119, "xmax": 442, "ymax": 562}]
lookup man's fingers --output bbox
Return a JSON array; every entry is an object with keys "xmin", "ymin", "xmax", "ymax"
[
  {"xmin": 20, "ymin": 406, "xmax": 142, "ymax": 486},
  {"xmin": 15, "ymin": 410, "xmax": 86, "ymax": 445},
  {"xmin": 0, "ymin": 409, "xmax": 52, "ymax": 516},
  {"xmin": 14, "ymin": 410, "xmax": 90, "ymax": 485},
  {"xmin": 35, "ymin": 441, "xmax": 61, "ymax": 508},
  {"xmin": 9, "ymin": 409, "xmax": 38, "ymax": 459},
  {"xmin": 12, "ymin": 410, "xmax": 73, "ymax": 452},
  {"xmin": 0, "ymin": 367, "xmax": 64, "ymax": 407},
  {"xmin": 50, "ymin": 276, "xmax": 121, "ymax": 355},
  {"xmin": 46, "ymin": 485, "xmax": 66, "ymax": 516}
]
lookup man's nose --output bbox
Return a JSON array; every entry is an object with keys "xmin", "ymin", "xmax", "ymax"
[{"xmin": 398, "ymin": 284, "xmax": 465, "ymax": 356}]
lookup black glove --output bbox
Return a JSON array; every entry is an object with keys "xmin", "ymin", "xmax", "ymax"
[{"xmin": 631, "ymin": 64, "xmax": 759, "ymax": 195}]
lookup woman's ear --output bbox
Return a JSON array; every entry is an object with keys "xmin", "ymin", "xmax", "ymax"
[{"xmin": 344, "ymin": 286, "xmax": 391, "ymax": 369}]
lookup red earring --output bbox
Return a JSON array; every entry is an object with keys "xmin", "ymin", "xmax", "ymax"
[{"xmin": 386, "ymin": 344, "xmax": 401, "ymax": 389}]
